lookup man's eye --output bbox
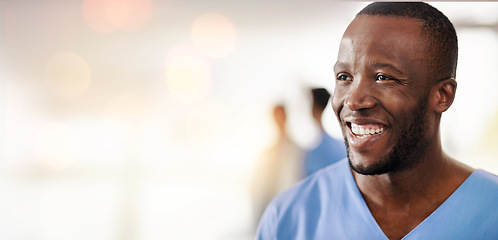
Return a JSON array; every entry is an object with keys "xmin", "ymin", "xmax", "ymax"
[
  {"xmin": 376, "ymin": 74, "xmax": 394, "ymax": 81},
  {"xmin": 337, "ymin": 75, "xmax": 351, "ymax": 81}
]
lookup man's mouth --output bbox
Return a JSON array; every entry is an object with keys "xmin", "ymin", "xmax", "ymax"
[{"xmin": 348, "ymin": 123, "xmax": 387, "ymax": 139}]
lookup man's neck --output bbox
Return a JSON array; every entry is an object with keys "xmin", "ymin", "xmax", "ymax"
[
  {"xmin": 352, "ymin": 151, "xmax": 473, "ymax": 239},
  {"xmin": 354, "ymin": 151, "xmax": 471, "ymax": 204}
]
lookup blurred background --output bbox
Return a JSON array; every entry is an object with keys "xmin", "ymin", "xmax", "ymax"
[{"xmin": 1, "ymin": 1, "xmax": 498, "ymax": 239}]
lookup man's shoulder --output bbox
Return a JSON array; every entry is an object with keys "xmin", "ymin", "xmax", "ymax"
[
  {"xmin": 444, "ymin": 169, "xmax": 498, "ymax": 221},
  {"xmin": 408, "ymin": 169, "xmax": 498, "ymax": 239},
  {"xmin": 474, "ymin": 169, "xmax": 498, "ymax": 182},
  {"xmin": 466, "ymin": 169, "xmax": 498, "ymax": 197},
  {"xmin": 255, "ymin": 159, "xmax": 354, "ymax": 239}
]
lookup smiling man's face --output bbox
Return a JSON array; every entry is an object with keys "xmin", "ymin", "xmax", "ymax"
[{"xmin": 332, "ymin": 15, "xmax": 437, "ymax": 175}]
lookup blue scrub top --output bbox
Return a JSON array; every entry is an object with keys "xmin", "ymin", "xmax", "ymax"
[{"xmin": 256, "ymin": 159, "xmax": 498, "ymax": 240}]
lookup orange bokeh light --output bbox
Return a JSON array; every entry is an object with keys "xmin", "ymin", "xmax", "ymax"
[
  {"xmin": 81, "ymin": 0, "xmax": 152, "ymax": 33},
  {"xmin": 43, "ymin": 51, "xmax": 92, "ymax": 98},
  {"xmin": 190, "ymin": 13, "xmax": 237, "ymax": 58}
]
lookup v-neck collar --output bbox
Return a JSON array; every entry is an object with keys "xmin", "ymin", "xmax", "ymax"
[{"xmin": 344, "ymin": 166, "xmax": 478, "ymax": 240}]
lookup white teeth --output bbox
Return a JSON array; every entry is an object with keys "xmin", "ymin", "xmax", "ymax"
[{"xmin": 350, "ymin": 123, "xmax": 385, "ymax": 136}]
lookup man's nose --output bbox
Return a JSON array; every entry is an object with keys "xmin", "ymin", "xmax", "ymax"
[{"xmin": 344, "ymin": 80, "xmax": 376, "ymax": 111}]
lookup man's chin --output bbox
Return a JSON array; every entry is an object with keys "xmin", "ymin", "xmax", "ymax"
[{"xmin": 347, "ymin": 154, "xmax": 396, "ymax": 176}]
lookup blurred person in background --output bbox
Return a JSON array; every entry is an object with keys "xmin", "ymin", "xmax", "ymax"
[
  {"xmin": 256, "ymin": 2, "xmax": 498, "ymax": 239},
  {"xmin": 250, "ymin": 104, "xmax": 304, "ymax": 230},
  {"xmin": 304, "ymin": 88, "xmax": 347, "ymax": 176}
]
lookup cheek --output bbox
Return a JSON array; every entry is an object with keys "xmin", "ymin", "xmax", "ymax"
[
  {"xmin": 331, "ymin": 89, "xmax": 344, "ymax": 112},
  {"xmin": 387, "ymin": 103, "xmax": 423, "ymax": 133},
  {"xmin": 331, "ymin": 96, "xmax": 342, "ymax": 118},
  {"xmin": 378, "ymin": 90, "xmax": 420, "ymax": 114}
]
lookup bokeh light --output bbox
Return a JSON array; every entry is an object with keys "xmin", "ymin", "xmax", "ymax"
[
  {"xmin": 82, "ymin": 0, "xmax": 152, "ymax": 33},
  {"xmin": 43, "ymin": 51, "xmax": 91, "ymax": 98},
  {"xmin": 190, "ymin": 13, "xmax": 237, "ymax": 58},
  {"xmin": 165, "ymin": 45, "xmax": 212, "ymax": 103}
]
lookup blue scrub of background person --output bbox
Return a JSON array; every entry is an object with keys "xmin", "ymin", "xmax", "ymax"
[{"xmin": 304, "ymin": 88, "xmax": 346, "ymax": 177}]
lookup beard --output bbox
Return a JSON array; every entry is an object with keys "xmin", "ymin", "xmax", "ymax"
[{"xmin": 344, "ymin": 98, "xmax": 431, "ymax": 175}]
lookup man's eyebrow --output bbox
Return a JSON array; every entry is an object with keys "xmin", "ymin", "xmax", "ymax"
[
  {"xmin": 334, "ymin": 62, "xmax": 349, "ymax": 71},
  {"xmin": 371, "ymin": 62, "xmax": 404, "ymax": 75}
]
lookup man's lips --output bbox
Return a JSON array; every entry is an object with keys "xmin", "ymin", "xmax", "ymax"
[
  {"xmin": 349, "ymin": 122, "xmax": 386, "ymax": 138},
  {"xmin": 344, "ymin": 117, "xmax": 389, "ymax": 149}
]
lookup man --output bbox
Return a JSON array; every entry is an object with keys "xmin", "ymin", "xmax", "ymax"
[
  {"xmin": 304, "ymin": 88, "xmax": 346, "ymax": 177},
  {"xmin": 256, "ymin": 2, "xmax": 498, "ymax": 240},
  {"xmin": 251, "ymin": 104, "xmax": 304, "ymax": 228}
]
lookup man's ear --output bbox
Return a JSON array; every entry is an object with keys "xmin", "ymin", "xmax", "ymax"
[{"xmin": 432, "ymin": 78, "xmax": 457, "ymax": 113}]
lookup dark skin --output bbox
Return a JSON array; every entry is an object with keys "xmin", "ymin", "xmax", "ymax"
[{"xmin": 332, "ymin": 15, "xmax": 473, "ymax": 240}]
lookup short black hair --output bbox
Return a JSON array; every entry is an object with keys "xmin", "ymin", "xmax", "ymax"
[
  {"xmin": 311, "ymin": 88, "xmax": 330, "ymax": 111},
  {"xmin": 358, "ymin": 2, "xmax": 458, "ymax": 79}
]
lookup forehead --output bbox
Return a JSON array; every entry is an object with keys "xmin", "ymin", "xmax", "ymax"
[{"xmin": 338, "ymin": 15, "xmax": 427, "ymax": 67}]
